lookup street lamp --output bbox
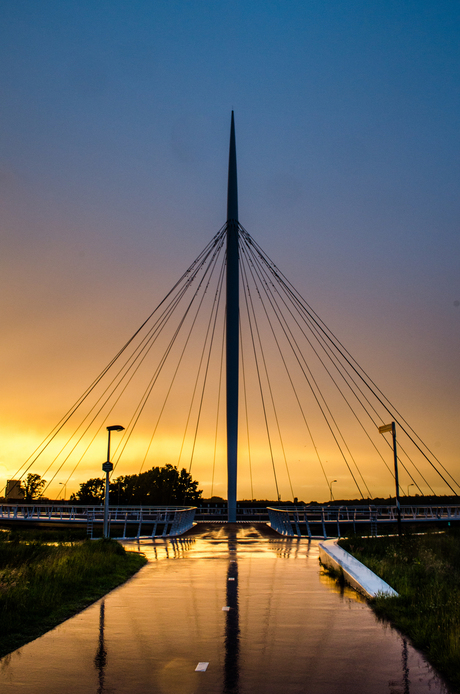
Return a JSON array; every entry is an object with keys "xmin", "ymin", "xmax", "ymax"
[
  {"xmin": 329, "ymin": 480, "xmax": 337, "ymax": 503},
  {"xmin": 407, "ymin": 483, "xmax": 415, "ymax": 497},
  {"xmin": 378, "ymin": 421, "xmax": 402, "ymax": 536},
  {"xmin": 103, "ymin": 425, "xmax": 124, "ymax": 538},
  {"xmin": 59, "ymin": 482, "xmax": 67, "ymax": 501}
]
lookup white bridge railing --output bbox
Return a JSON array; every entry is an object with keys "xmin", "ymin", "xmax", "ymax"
[
  {"xmin": 2, "ymin": 503, "xmax": 458, "ymax": 539},
  {"xmin": 0, "ymin": 504, "xmax": 196, "ymax": 539},
  {"xmin": 267, "ymin": 505, "xmax": 460, "ymax": 538}
]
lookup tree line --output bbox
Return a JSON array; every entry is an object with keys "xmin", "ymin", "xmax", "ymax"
[
  {"xmin": 10, "ymin": 465, "xmax": 202, "ymax": 506},
  {"xmin": 70, "ymin": 464, "xmax": 202, "ymax": 506}
]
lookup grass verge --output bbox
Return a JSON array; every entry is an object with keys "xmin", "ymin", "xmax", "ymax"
[
  {"xmin": 0, "ymin": 530, "xmax": 147, "ymax": 658},
  {"xmin": 339, "ymin": 530, "xmax": 460, "ymax": 691}
]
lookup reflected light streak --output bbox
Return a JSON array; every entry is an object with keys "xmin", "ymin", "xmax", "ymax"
[{"xmin": 94, "ymin": 601, "xmax": 107, "ymax": 694}]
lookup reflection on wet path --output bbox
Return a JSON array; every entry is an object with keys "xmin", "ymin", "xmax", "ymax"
[
  {"xmin": 402, "ymin": 639, "xmax": 410, "ymax": 694},
  {"xmin": 94, "ymin": 601, "xmax": 107, "ymax": 694},
  {"xmin": 225, "ymin": 531, "xmax": 239, "ymax": 694},
  {"xmin": 0, "ymin": 524, "xmax": 452, "ymax": 694}
]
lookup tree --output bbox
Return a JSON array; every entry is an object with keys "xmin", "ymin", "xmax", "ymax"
[
  {"xmin": 69, "ymin": 478, "xmax": 105, "ymax": 504},
  {"xmin": 111, "ymin": 465, "xmax": 202, "ymax": 506},
  {"xmin": 21, "ymin": 473, "xmax": 46, "ymax": 502}
]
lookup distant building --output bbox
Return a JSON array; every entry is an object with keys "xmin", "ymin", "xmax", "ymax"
[{"xmin": 6, "ymin": 480, "xmax": 25, "ymax": 501}]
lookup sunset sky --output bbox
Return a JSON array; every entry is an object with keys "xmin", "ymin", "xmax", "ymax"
[{"xmin": 1, "ymin": 1, "xmax": 459, "ymax": 502}]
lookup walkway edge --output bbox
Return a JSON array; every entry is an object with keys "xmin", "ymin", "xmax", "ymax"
[{"xmin": 318, "ymin": 539, "xmax": 398, "ymax": 599}]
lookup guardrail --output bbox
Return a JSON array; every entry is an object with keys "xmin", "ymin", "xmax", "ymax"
[
  {"xmin": 195, "ymin": 506, "xmax": 270, "ymax": 521},
  {"xmin": 267, "ymin": 505, "xmax": 460, "ymax": 538},
  {"xmin": 3, "ymin": 503, "xmax": 459, "ymax": 538},
  {"xmin": 0, "ymin": 504, "xmax": 196, "ymax": 539}
]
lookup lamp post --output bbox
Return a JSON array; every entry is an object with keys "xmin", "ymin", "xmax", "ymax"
[
  {"xmin": 329, "ymin": 479, "xmax": 337, "ymax": 503},
  {"xmin": 59, "ymin": 482, "xmax": 67, "ymax": 501},
  {"xmin": 378, "ymin": 421, "xmax": 402, "ymax": 537},
  {"xmin": 407, "ymin": 483, "xmax": 415, "ymax": 497},
  {"xmin": 103, "ymin": 425, "xmax": 124, "ymax": 538}
]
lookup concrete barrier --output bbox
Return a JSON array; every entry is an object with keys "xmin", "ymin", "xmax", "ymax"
[{"xmin": 319, "ymin": 538, "xmax": 398, "ymax": 599}]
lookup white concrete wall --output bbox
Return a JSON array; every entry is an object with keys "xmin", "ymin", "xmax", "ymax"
[{"xmin": 319, "ymin": 539, "xmax": 398, "ymax": 599}]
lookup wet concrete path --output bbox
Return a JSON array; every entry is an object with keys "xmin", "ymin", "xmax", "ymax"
[{"xmin": 0, "ymin": 524, "xmax": 451, "ymax": 693}]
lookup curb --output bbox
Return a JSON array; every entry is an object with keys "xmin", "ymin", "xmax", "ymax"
[{"xmin": 318, "ymin": 539, "xmax": 398, "ymax": 599}]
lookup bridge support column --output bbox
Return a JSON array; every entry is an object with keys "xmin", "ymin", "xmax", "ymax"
[{"xmin": 226, "ymin": 112, "xmax": 239, "ymax": 523}]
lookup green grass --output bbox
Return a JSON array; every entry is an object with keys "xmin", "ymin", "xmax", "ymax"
[
  {"xmin": 0, "ymin": 532, "xmax": 147, "ymax": 658},
  {"xmin": 339, "ymin": 530, "xmax": 460, "ymax": 691},
  {"xmin": 0, "ymin": 526, "xmax": 89, "ymax": 543}
]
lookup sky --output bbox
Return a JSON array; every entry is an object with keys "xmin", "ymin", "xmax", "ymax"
[{"xmin": 1, "ymin": 0, "xmax": 459, "ymax": 502}]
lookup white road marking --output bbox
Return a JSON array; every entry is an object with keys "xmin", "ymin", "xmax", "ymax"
[{"xmin": 195, "ymin": 662, "xmax": 209, "ymax": 672}]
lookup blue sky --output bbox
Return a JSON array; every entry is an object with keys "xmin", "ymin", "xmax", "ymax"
[{"xmin": 1, "ymin": 1, "xmax": 459, "ymax": 500}]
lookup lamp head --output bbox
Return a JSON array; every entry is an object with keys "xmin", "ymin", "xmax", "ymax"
[{"xmin": 107, "ymin": 425, "xmax": 124, "ymax": 432}]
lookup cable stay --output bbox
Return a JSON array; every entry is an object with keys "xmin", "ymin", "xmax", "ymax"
[
  {"xmin": 211, "ymin": 318, "xmax": 226, "ymax": 498},
  {"xmin": 186, "ymin": 256, "xmax": 227, "ymax": 475},
  {"xmin": 240, "ymin": 256, "xmax": 281, "ymax": 501},
  {"xmin": 114, "ymin": 235, "xmax": 227, "ymax": 475},
  {"xmin": 239, "ymin": 234, "xmax": 430, "ymax": 497},
  {"xmin": 240, "ymin": 322, "xmax": 254, "ymax": 500},
  {"xmin": 240, "ymin": 225, "xmax": 459, "ymax": 497},
  {"xmin": 240, "ymin": 255, "xmax": 294, "ymax": 500},
  {"xmin": 14, "ymin": 227, "xmax": 226, "ymax": 487},
  {"xmin": 240, "ymin": 238, "xmax": 370, "ymax": 499},
  {"xmin": 11, "ymin": 220, "xmax": 458, "ymax": 504},
  {"xmin": 40, "ymin": 229, "xmax": 227, "ymax": 496}
]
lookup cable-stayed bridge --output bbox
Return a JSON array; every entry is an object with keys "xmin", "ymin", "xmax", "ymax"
[{"xmin": 5, "ymin": 114, "xmax": 459, "ymax": 529}]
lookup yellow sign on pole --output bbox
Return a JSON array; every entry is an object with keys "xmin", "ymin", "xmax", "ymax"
[
  {"xmin": 378, "ymin": 423, "xmax": 393, "ymax": 434},
  {"xmin": 378, "ymin": 421, "xmax": 402, "ymax": 536}
]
